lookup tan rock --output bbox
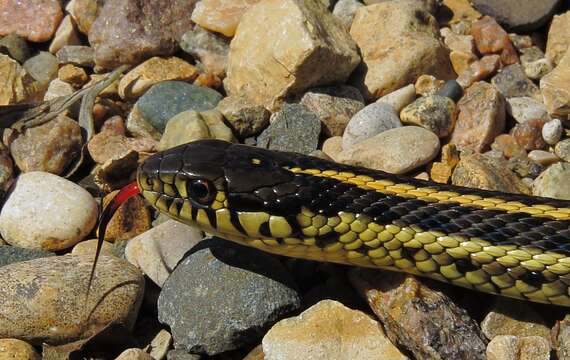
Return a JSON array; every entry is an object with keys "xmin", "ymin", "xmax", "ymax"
[
  {"xmin": 115, "ymin": 348, "xmax": 152, "ymax": 360},
  {"xmin": 216, "ymin": 95, "xmax": 270, "ymax": 137},
  {"xmin": 0, "ymin": 54, "xmax": 33, "ymax": 105},
  {"xmin": 546, "ymin": 11, "xmax": 570, "ymax": 66},
  {"xmin": 225, "ymin": 0, "xmax": 360, "ymax": 111},
  {"xmin": 48, "ymin": 15, "xmax": 81, "ymax": 54},
  {"xmin": 541, "ymin": 50, "xmax": 570, "ymax": 117},
  {"xmin": 439, "ymin": 0, "xmax": 481, "ymax": 25},
  {"xmin": 471, "ymin": 16, "xmax": 518, "ymax": 65},
  {"xmin": 456, "ymin": 54, "xmax": 501, "ymax": 88},
  {"xmin": 322, "ymin": 136, "xmax": 343, "ymax": 161},
  {"xmin": 69, "ymin": 0, "xmax": 103, "ymax": 35},
  {"xmin": 487, "ymin": 335, "xmax": 550, "ymax": 360},
  {"xmin": 429, "ymin": 143, "xmax": 460, "ymax": 183},
  {"xmin": 350, "ymin": 3, "xmax": 454, "ymax": 99},
  {"xmin": 119, "ymin": 57, "xmax": 199, "ymax": 100},
  {"xmin": 71, "ymin": 239, "xmax": 117, "ymax": 257},
  {"xmin": 450, "ymin": 50, "xmax": 477, "ymax": 74},
  {"xmin": 102, "ymin": 191, "xmax": 151, "ymax": 243},
  {"xmin": 58, "ymin": 64, "xmax": 89, "ymax": 87},
  {"xmin": 191, "ymin": 0, "xmax": 261, "ymax": 37},
  {"xmin": 0, "ymin": 339, "xmax": 40, "ymax": 360},
  {"xmin": 262, "ymin": 300, "xmax": 407, "ymax": 360},
  {"xmin": 415, "ymin": 74, "xmax": 444, "ymax": 96}
]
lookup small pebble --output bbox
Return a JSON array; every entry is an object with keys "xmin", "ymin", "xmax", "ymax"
[
  {"xmin": 486, "ymin": 335, "xmax": 550, "ymax": 360},
  {"xmin": 0, "ymin": 338, "xmax": 40, "ymax": 360},
  {"xmin": 414, "ymin": 74, "xmax": 444, "ymax": 96},
  {"xmin": 400, "ymin": 94, "xmax": 457, "ymax": 138},
  {"xmin": 554, "ymin": 138, "xmax": 570, "ymax": 162},
  {"xmin": 506, "ymin": 97, "xmax": 549, "ymax": 123},
  {"xmin": 510, "ymin": 118, "xmax": 546, "ymax": 151},
  {"xmin": 527, "ymin": 150, "xmax": 560, "ymax": 166},
  {"xmin": 377, "ymin": 84, "xmax": 416, "ymax": 113},
  {"xmin": 115, "ymin": 348, "xmax": 152, "ymax": 360},
  {"xmin": 542, "ymin": 118, "xmax": 563, "ymax": 145},
  {"xmin": 342, "ymin": 102, "xmax": 401, "ymax": 149},
  {"xmin": 216, "ymin": 95, "xmax": 270, "ymax": 138},
  {"xmin": 321, "ymin": 136, "xmax": 343, "ymax": 161}
]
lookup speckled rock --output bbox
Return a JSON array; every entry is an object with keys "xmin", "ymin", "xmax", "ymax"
[
  {"xmin": 0, "ymin": 339, "xmax": 40, "ymax": 360},
  {"xmin": 148, "ymin": 329, "xmax": 173, "ymax": 360},
  {"xmin": 216, "ymin": 95, "xmax": 270, "ymax": 138},
  {"xmin": 520, "ymin": 47, "xmax": 553, "ymax": 80},
  {"xmin": 158, "ymin": 238, "xmax": 300, "ymax": 355},
  {"xmin": 555, "ymin": 314, "xmax": 570, "ymax": 360},
  {"xmin": 23, "ymin": 51, "xmax": 58, "ymax": 83},
  {"xmin": 0, "ymin": 255, "xmax": 144, "ymax": 345},
  {"xmin": 225, "ymin": 0, "xmax": 360, "ymax": 111},
  {"xmin": 257, "ymin": 104, "xmax": 321, "ymax": 155},
  {"xmin": 338, "ymin": 126, "xmax": 440, "ymax": 174},
  {"xmin": 342, "ymin": 102, "xmax": 401, "ymax": 149},
  {"xmin": 541, "ymin": 50, "xmax": 570, "ymax": 117},
  {"xmin": 555, "ymin": 139, "xmax": 570, "ymax": 162},
  {"xmin": 191, "ymin": 0, "xmax": 260, "ymax": 37},
  {"xmin": 415, "ymin": 75, "xmax": 444, "ymax": 96},
  {"xmin": 332, "ymin": 0, "xmax": 364, "ymax": 29},
  {"xmin": 450, "ymin": 81, "xmax": 505, "ymax": 152},
  {"xmin": 0, "ymin": 172, "xmax": 98, "ymax": 251},
  {"xmin": 101, "ymin": 191, "xmax": 151, "ymax": 242},
  {"xmin": 125, "ymin": 220, "xmax": 203, "ymax": 287},
  {"xmin": 510, "ymin": 118, "xmax": 546, "ymax": 151},
  {"xmin": 0, "ymin": 0, "xmax": 63, "ymax": 42},
  {"xmin": 450, "ymin": 50, "xmax": 477, "ymax": 74},
  {"xmin": 55, "ymin": 45, "xmax": 94, "ymax": 67},
  {"xmin": 58, "ymin": 64, "xmax": 89, "ymax": 88},
  {"xmin": 471, "ymin": 0, "xmax": 561, "ymax": 32},
  {"xmin": 430, "ymin": 143, "xmax": 460, "ymax": 183},
  {"xmin": 300, "ymin": 86, "xmax": 365, "ymax": 137},
  {"xmin": 492, "ymin": 64, "xmax": 540, "ymax": 99},
  {"xmin": 0, "ymin": 33, "xmax": 31, "ymax": 63},
  {"xmin": 48, "ymin": 15, "xmax": 81, "ymax": 54},
  {"xmin": 135, "ymin": 81, "xmax": 223, "ymax": 134},
  {"xmin": 487, "ymin": 335, "xmax": 550, "ymax": 360},
  {"xmin": 67, "ymin": 0, "xmax": 103, "ymax": 35},
  {"xmin": 471, "ymin": 16, "xmax": 518, "ymax": 65},
  {"xmin": 0, "ymin": 54, "xmax": 33, "ymax": 105},
  {"xmin": 400, "ymin": 95, "xmax": 457, "ymax": 138},
  {"xmin": 263, "ymin": 300, "xmax": 407, "ymax": 360},
  {"xmin": 9, "ymin": 114, "xmax": 82, "ymax": 175},
  {"xmin": 533, "ymin": 162, "xmax": 570, "ymax": 199},
  {"xmin": 180, "ymin": 26, "xmax": 229, "ymax": 77},
  {"xmin": 456, "ymin": 54, "xmax": 501, "ymax": 88},
  {"xmin": 506, "ymin": 97, "xmax": 549, "ymax": 123},
  {"xmin": 0, "ymin": 246, "xmax": 54, "ymax": 268},
  {"xmin": 439, "ymin": 0, "xmax": 481, "ymax": 25},
  {"xmin": 546, "ymin": 11, "xmax": 570, "ymax": 66}
]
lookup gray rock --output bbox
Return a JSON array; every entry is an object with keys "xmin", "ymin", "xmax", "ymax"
[
  {"xmin": 332, "ymin": 0, "xmax": 364, "ymax": 29},
  {"xmin": 0, "ymin": 34, "xmax": 31, "ymax": 63},
  {"xmin": 216, "ymin": 95, "xmax": 270, "ymax": 138},
  {"xmin": 23, "ymin": 51, "xmax": 58, "ymax": 83},
  {"xmin": 56, "ymin": 45, "xmax": 95, "ymax": 67},
  {"xmin": 136, "ymin": 81, "xmax": 223, "ymax": 133},
  {"xmin": 257, "ymin": 104, "xmax": 321, "ymax": 155},
  {"xmin": 472, "ymin": 0, "xmax": 562, "ymax": 32},
  {"xmin": 491, "ymin": 64, "xmax": 540, "ymax": 99},
  {"xmin": 400, "ymin": 95, "xmax": 457, "ymax": 138},
  {"xmin": 167, "ymin": 349, "xmax": 201, "ymax": 360},
  {"xmin": 532, "ymin": 162, "xmax": 570, "ymax": 200},
  {"xmin": 342, "ymin": 102, "xmax": 401, "ymax": 149},
  {"xmin": 542, "ymin": 118, "xmax": 563, "ymax": 145},
  {"xmin": 0, "ymin": 246, "xmax": 54, "ymax": 268},
  {"xmin": 180, "ymin": 26, "xmax": 229, "ymax": 77},
  {"xmin": 506, "ymin": 97, "xmax": 549, "ymax": 123},
  {"xmin": 158, "ymin": 238, "xmax": 300, "ymax": 356}
]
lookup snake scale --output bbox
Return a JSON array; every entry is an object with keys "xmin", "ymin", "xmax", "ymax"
[{"xmin": 96, "ymin": 139, "xmax": 570, "ymax": 307}]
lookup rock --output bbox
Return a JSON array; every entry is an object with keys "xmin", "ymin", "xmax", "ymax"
[
  {"xmin": 491, "ymin": 134, "xmax": 526, "ymax": 159},
  {"xmin": 414, "ymin": 74, "xmax": 444, "ymax": 96},
  {"xmin": 23, "ymin": 51, "xmax": 59, "ymax": 84},
  {"xmin": 520, "ymin": 47, "xmax": 553, "ymax": 80},
  {"xmin": 88, "ymin": 128, "xmax": 156, "ymax": 165},
  {"xmin": 0, "ymin": 33, "xmax": 31, "ymax": 63},
  {"xmin": 118, "ymin": 57, "xmax": 198, "ymax": 100},
  {"xmin": 452, "ymin": 153, "xmax": 529, "ymax": 194},
  {"xmin": 158, "ymin": 109, "xmax": 235, "ymax": 151},
  {"xmin": 510, "ymin": 118, "xmax": 547, "ymax": 151},
  {"xmin": 216, "ymin": 95, "xmax": 270, "ymax": 138},
  {"xmin": 0, "ymin": 172, "xmax": 98, "ymax": 251},
  {"xmin": 555, "ymin": 138, "xmax": 570, "ymax": 161},
  {"xmin": 546, "ymin": 11, "xmax": 570, "ymax": 66},
  {"xmin": 180, "ymin": 26, "xmax": 229, "ymax": 77},
  {"xmin": 450, "ymin": 50, "xmax": 478, "ymax": 74},
  {"xmin": 533, "ymin": 162, "xmax": 570, "ymax": 199},
  {"xmin": 58, "ymin": 64, "xmax": 89, "ymax": 88},
  {"xmin": 450, "ymin": 81, "xmax": 505, "ymax": 153},
  {"xmin": 342, "ymin": 102, "xmax": 401, "ymax": 149},
  {"xmin": 0, "ymin": 54, "xmax": 33, "ymax": 105},
  {"xmin": 492, "ymin": 64, "xmax": 540, "ymax": 99},
  {"xmin": 125, "ymin": 220, "xmax": 203, "ymax": 287},
  {"xmin": 225, "ymin": 0, "xmax": 360, "ymax": 111},
  {"xmin": 332, "ymin": 0, "xmax": 364, "ymax": 29},
  {"xmin": 350, "ymin": 3, "xmax": 454, "ymax": 100},
  {"xmin": 0, "ymin": 144, "xmax": 13, "ymax": 193},
  {"xmin": 508, "ymin": 34, "xmax": 532, "ymax": 50},
  {"xmin": 349, "ymin": 269, "xmax": 487, "ymax": 360},
  {"xmin": 101, "ymin": 190, "xmax": 151, "ymax": 242},
  {"xmin": 456, "ymin": 54, "xmax": 501, "ymax": 88},
  {"xmin": 0, "ymin": 246, "xmax": 54, "ymax": 268},
  {"xmin": 541, "ymin": 50, "xmax": 570, "ymax": 117},
  {"xmin": 43, "ymin": 78, "xmax": 75, "ymax": 101},
  {"xmin": 506, "ymin": 97, "xmax": 549, "ymax": 124},
  {"xmin": 471, "ymin": 0, "xmax": 561, "ymax": 32},
  {"xmin": 88, "ymin": 0, "xmax": 198, "ymax": 68},
  {"xmin": 157, "ymin": 238, "xmax": 300, "ymax": 355},
  {"xmin": 263, "ymin": 300, "xmax": 407, "ymax": 360},
  {"xmin": 68, "ymin": 0, "xmax": 103, "ymax": 35},
  {"xmin": 442, "ymin": 31, "xmax": 477, "ymax": 55},
  {"xmin": 528, "ymin": 150, "xmax": 559, "ymax": 166},
  {"xmin": 56, "ymin": 45, "xmax": 94, "ymax": 68},
  {"xmin": 135, "ymin": 81, "xmax": 223, "ymax": 134},
  {"xmin": 0, "ymin": 0, "xmax": 63, "ymax": 42},
  {"xmin": 243, "ymin": 345, "xmax": 264, "ymax": 360},
  {"xmin": 93, "ymin": 150, "xmax": 140, "ymax": 193},
  {"xmin": 115, "ymin": 349, "xmax": 152, "ymax": 360},
  {"xmin": 166, "ymin": 350, "xmax": 201, "ymax": 360},
  {"xmin": 300, "ymin": 86, "xmax": 365, "ymax": 137},
  {"xmin": 556, "ymin": 315, "xmax": 570, "ymax": 360},
  {"xmin": 400, "ymin": 95, "xmax": 457, "ymax": 138},
  {"xmin": 71, "ymin": 239, "xmax": 117, "ymax": 258},
  {"xmin": 338, "ymin": 126, "xmax": 440, "ymax": 174},
  {"xmin": 193, "ymin": 72, "xmax": 222, "ymax": 89},
  {"xmin": 471, "ymin": 16, "xmax": 518, "ymax": 65},
  {"xmin": 322, "ymin": 136, "xmax": 343, "ymax": 161},
  {"xmin": 377, "ymin": 84, "xmax": 416, "ymax": 113},
  {"xmin": 438, "ymin": 0, "xmax": 481, "ymax": 25},
  {"xmin": 48, "ymin": 15, "xmax": 81, "ymax": 54},
  {"xmin": 257, "ymin": 104, "xmax": 321, "ymax": 155},
  {"xmin": 191, "ymin": 0, "xmax": 260, "ymax": 37},
  {"xmin": 148, "ymin": 329, "xmax": 173, "ymax": 360},
  {"xmin": 429, "ymin": 143, "xmax": 460, "ymax": 183},
  {"xmin": 481, "ymin": 298, "xmax": 550, "ymax": 344},
  {"xmin": 487, "ymin": 335, "xmax": 550, "ymax": 360},
  {"xmin": 0, "ymin": 339, "xmax": 40, "ymax": 360}
]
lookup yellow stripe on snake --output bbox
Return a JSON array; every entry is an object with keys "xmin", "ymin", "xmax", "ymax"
[{"xmin": 130, "ymin": 140, "xmax": 570, "ymax": 307}]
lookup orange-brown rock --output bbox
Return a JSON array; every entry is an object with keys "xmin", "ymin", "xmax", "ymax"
[
  {"xmin": 429, "ymin": 144, "xmax": 460, "ymax": 183},
  {"xmin": 510, "ymin": 118, "xmax": 547, "ymax": 151},
  {"xmin": 471, "ymin": 16, "xmax": 518, "ymax": 65},
  {"xmin": 191, "ymin": 0, "xmax": 261, "ymax": 37},
  {"xmin": 0, "ymin": 0, "xmax": 63, "ymax": 42},
  {"xmin": 457, "ymin": 54, "xmax": 501, "ymax": 88}
]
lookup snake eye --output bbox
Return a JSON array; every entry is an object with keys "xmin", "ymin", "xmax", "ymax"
[{"xmin": 187, "ymin": 179, "xmax": 216, "ymax": 205}]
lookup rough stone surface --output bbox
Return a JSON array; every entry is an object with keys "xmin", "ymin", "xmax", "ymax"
[
  {"xmin": 541, "ymin": 50, "xmax": 570, "ymax": 117},
  {"xmin": 101, "ymin": 191, "xmax": 151, "ymax": 242},
  {"xmin": 456, "ymin": 54, "xmax": 501, "ymax": 88},
  {"xmin": 342, "ymin": 102, "xmax": 401, "ymax": 149},
  {"xmin": 23, "ymin": 51, "xmax": 58, "ymax": 83},
  {"xmin": 533, "ymin": 162, "xmax": 570, "ymax": 200},
  {"xmin": 528, "ymin": 150, "xmax": 560, "ymax": 166},
  {"xmin": 56, "ymin": 45, "xmax": 94, "ymax": 68},
  {"xmin": 0, "ymin": 172, "xmax": 98, "ymax": 251},
  {"xmin": 506, "ymin": 97, "xmax": 549, "ymax": 123},
  {"xmin": 0, "ymin": 33, "xmax": 31, "ymax": 63},
  {"xmin": 400, "ymin": 95, "xmax": 457, "ymax": 138},
  {"xmin": 338, "ymin": 126, "xmax": 440, "ymax": 174},
  {"xmin": 332, "ymin": 0, "xmax": 364, "ymax": 29},
  {"xmin": 546, "ymin": 11, "xmax": 570, "ymax": 66},
  {"xmin": 191, "ymin": 0, "xmax": 261, "ymax": 37},
  {"xmin": 486, "ymin": 335, "xmax": 550, "ymax": 360},
  {"xmin": 225, "ymin": 0, "xmax": 360, "ymax": 111},
  {"xmin": 471, "ymin": 0, "xmax": 562, "ymax": 32},
  {"xmin": 158, "ymin": 238, "xmax": 300, "ymax": 355},
  {"xmin": 43, "ymin": 78, "xmax": 74, "ymax": 101},
  {"xmin": 58, "ymin": 64, "xmax": 89, "ymax": 88},
  {"xmin": 510, "ymin": 118, "xmax": 546, "ymax": 151},
  {"xmin": 0, "ymin": 246, "xmax": 54, "ymax": 268},
  {"xmin": 471, "ymin": 16, "xmax": 518, "ymax": 65},
  {"xmin": 491, "ymin": 64, "xmax": 540, "ymax": 99},
  {"xmin": 49, "ymin": 15, "xmax": 81, "ymax": 54},
  {"xmin": 491, "ymin": 134, "xmax": 526, "ymax": 159},
  {"xmin": 0, "ymin": 0, "xmax": 63, "ymax": 42},
  {"xmin": 216, "ymin": 95, "xmax": 270, "ymax": 138},
  {"xmin": 0, "ymin": 54, "xmax": 33, "ymax": 105},
  {"xmin": 180, "ymin": 26, "xmax": 229, "ymax": 77},
  {"xmin": 0, "ymin": 255, "xmax": 144, "ymax": 345},
  {"xmin": 555, "ymin": 138, "xmax": 570, "ymax": 161},
  {"xmin": 263, "ymin": 300, "xmax": 407, "ymax": 360},
  {"xmin": 0, "ymin": 339, "xmax": 40, "ymax": 360}
]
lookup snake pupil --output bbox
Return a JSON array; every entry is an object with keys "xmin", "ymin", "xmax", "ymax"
[{"xmin": 188, "ymin": 179, "xmax": 215, "ymax": 205}]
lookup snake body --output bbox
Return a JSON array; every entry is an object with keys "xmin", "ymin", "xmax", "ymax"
[{"xmin": 136, "ymin": 139, "xmax": 570, "ymax": 306}]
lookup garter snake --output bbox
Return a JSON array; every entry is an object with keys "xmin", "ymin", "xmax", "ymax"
[{"xmin": 95, "ymin": 139, "xmax": 570, "ymax": 306}]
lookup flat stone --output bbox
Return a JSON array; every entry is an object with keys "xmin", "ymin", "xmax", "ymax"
[
  {"xmin": 158, "ymin": 238, "xmax": 300, "ymax": 356},
  {"xmin": 56, "ymin": 45, "xmax": 94, "ymax": 68},
  {"xmin": 350, "ymin": 3, "xmax": 454, "ymax": 100},
  {"xmin": 555, "ymin": 138, "xmax": 570, "ymax": 161},
  {"xmin": 400, "ymin": 95, "xmax": 457, "ymax": 138},
  {"xmin": 0, "ymin": 33, "xmax": 31, "ymax": 63},
  {"xmin": 180, "ymin": 26, "xmax": 229, "ymax": 77},
  {"xmin": 450, "ymin": 81, "xmax": 505, "ymax": 153},
  {"xmin": 472, "ymin": 0, "xmax": 561, "ymax": 32},
  {"xmin": 377, "ymin": 84, "xmax": 416, "ymax": 113},
  {"xmin": 48, "ymin": 15, "xmax": 81, "ymax": 54},
  {"xmin": 0, "ymin": 339, "xmax": 40, "ymax": 360},
  {"xmin": 338, "ymin": 126, "xmax": 440, "ymax": 174},
  {"xmin": 342, "ymin": 102, "xmax": 401, "ymax": 149},
  {"xmin": 0, "ymin": 246, "xmax": 54, "ymax": 268},
  {"xmin": 456, "ymin": 54, "xmax": 501, "ymax": 88},
  {"xmin": 471, "ymin": 16, "xmax": 518, "ymax": 65},
  {"xmin": 491, "ymin": 64, "xmax": 540, "ymax": 99},
  {"xmin": 528, "ymin": 150, "xmax": 560, "ymax": 166},
  {"xmin": 510, "ymin": 118, "xmax": 546, "ymax": 151},
  {"xmin": 149, "ymin": 329, "xmax": 173, "ymax": 360},
  {"xmin": 88, "ymin": 0, "xmax": 198, "ymax": 68},
  {"xmin": 487, "ymin": 335, "xmax": 550, "ymax": 360},
  {"xmin": 225, "ymin": 0, "xmax": 360, "ymax": 111},
  {"xmin": 541, "ymin": 49, "xmax": 570, "ymax": 117},
  {"xmin": 191, "ymin": 0, "xmax": 261, "ymax": 37},
  {"xmin": 0, "ymin": 54, "xmax": 33, "ymax": 105},
  {"xmin": 321, "ymin": 136, "xmax": 343, "ymax": 161},
  {"xmin": 506, "ymin": 97, "xmax": 549, "ymax": 123},
  {"xmin": 23, "ymin": 51, "xmax": 59, "ymax": 83},
  {"xmin": 125, "ymin": 220, "xmax": 203, "ymax": 287},
  {"xmin": 0, "ymin": 0, "xmax": 63, "ymax": 42},
  {"xmin": 332, "ymin": 0, "xmax": 364, "ymax": 29},
  {"xmin": 0, "ymin": 172, "xmax": 98, "ymax": 251},
  {"xmin": 216, "ymin": 95, "xmax": 270, "ymax": 138},
  {"xmin": 533, "ymin": 162, "xmax": 570, "ymax": 200},
  {"xmin": 257, "ymin": 104, "xmax": 321, "ymax": 155},
  {"xmin": 58, "ymin": 64, "xmax": 89, "ymax": 88},
  {"xmin": 546, "ymin": 11, "xmax": 570, "ymax": 66},
  {"xmin": 263, "ymin": 300, "xmax": 407, "ymax": 360}
]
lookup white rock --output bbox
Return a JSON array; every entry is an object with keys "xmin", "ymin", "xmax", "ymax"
[
  {"xmin": 0, "ymin": 172, "xmax": 98, "ymax": 251},
  {"xmin": 542, "ymin": 118, "xmax": 563, "ymax": 145},
  {"xmin": 506, "ymin": 97, "xmax": 549, "ymax": 123},
  {"xmin": 43, "ymin": 78, "xmax": 74, "ymax": 101},
  {"xmin": 342, "ymin": 102, "xmax": 402, "ymax": 149}
]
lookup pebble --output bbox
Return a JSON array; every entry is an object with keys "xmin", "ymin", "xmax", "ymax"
[
  {"xmin": 439, "ymin": 0, "xmax": 481, "ymax": 25},
  {"xmin": 430, "ymin": 143, "xmax": 460, "ymax": 183},
  {"xmin": 414, "ymin": 74, "xmax": 444, "ymax": 96},
  {"xmin": 520, "ymin": 47, "xmax": 553, "ymax": 80},
  {"xmin": 23, "ymin": 51, "xmax": 59, "ymax": 83},
  {"xmin": 119, "ymin": 57, "xmax": 198, "ymax": 100},
  {"xmin": 0, "ymin": 255, "xmax": 144, "ymax": 344},
  {"xmin": 546, "ymin": 11, "xmax": 570, "ymax": 66},
  {"xmin": 450, "ymin": 50, "xmax": 477, "ymax": 74},
  {"xmin": 350, "ymin": 2, "xmax": 453, "ymax": 99},
  {"xmin": 101, "ymin": 191, "xmax": 151, "ymax": 242},
  {"xmin": 528, "ymin": 150, "xmax": 560, "ymax": 166},
  {"xmin": 0, "ymin": 246, "xmax": 54, "ymax": 268},
  {"xmin": 8, "ymin": 114, "xmax": 82, "ymax": 174},
  {"xmin": 0, "ymin": 145, "xmax": 13, "ymax": 192},
  {"xmin": 471, "ymin": 0, "xmax": 562, "ymax": 32},
  {"xmin": 491, "ymin": 64, "xmax": 540, "ymax": 99},
  {"xmin": 377, "ymin": 84, "xmax": 416, "ymax": 113},
  {"xmin": 0, "ymin": 172, "xmax": 98, "ymax": 251},
  {"xmin": 533, "ymin": 162, "xmax": 570, "ymax": 200},
  {"xmin": 180, "ymin": 26, "xmax": 229, "ymax": 77},
  {"xmin": 486, "ymin": 335, "xmax": 550, "ymax": 360},
  {"xmin": 216, "ymin": 95, "xmax": 270, "ymax": 138},
  {"xmin": 471, "ymin": 16, "xmax": 518, "ymax": 65},
  {"xmin": 0, "ymin": 54, "xmax": 32, "ymax": 105},
  {"xmin": 0, "ymin": 33, "xmax": 31, "ymax": 63},
  {"xmin": 125, "ymin": 220, "xmax": 203, "ymax": 287},
  {"xmin": 510, "ymin": 118, "xmax": 547, "ymax": 151},
  {"xmin": 67, "ymin": 0, "xmax": 103, "ymax": 35},
  {"xmin": 115, "ymin": 348, "xmax": 152, "ymax": 360},
  {"xmin": 191, "ymin": 0, "xmax": 260, "ymax": 37},
  {"xmin": 166, "ymin": 350, "xmax": 201, "ymax": 360},
  {"xmin": 148, "ymin": 329, "xmax": 173, "ymax": 360},
  {"xmin": 342, "ymin": 102, "xmax": 401, "ymax": 149},
  {"xmin": 0, "ymin": 0, "xmax": 63, "ymax": 42},
  {"xmin": 491, "ymin": 134, "xmax": 526, "ymax": 159},
  {"xmin": 506, "ymin": 97, "xmax": 549, "ymax": 123},
  {"xmin": 349, "ymin": 269, "xmax": 487, "ymax": 360},
  {"xmin": 456, "ymin": 54, "xmax": 501, "ymax": 88},
  {"xmin": 338, "ymin": 126, "xmax": 440, "ymax": 174},
  {"xmin": 300, "ymin": 85, "xmax": 365, "ymax": 137},
  {"xmin": 450, "ymin": 81, "xmax": 506, "ymax": 153},
  {"xmin": 257, "ymin": 104, "xmax": 321, "ymax": 155},
  {"xmin": 262, "ymin": 300, "xmax": 407, "ymax": 360},
  {"xmin": 399, "ymin": 95, "xmax": 457, "ymax": 138},
  {"xmin": 87, "ymin": 126, "xmax": 156, "ymax": 165},
  {"xmin": 225, "ymin": 0, "xmax": 359, "ymax": 110},
  {"xmin": 48, "ymin": 15, "xmax": 81, "ymax": 54},
  {"xmin": 0, "ymin": 338, "xmax": 40, "ymax": 360},
  {"xmin": 321, "ymin": 136, "xmax": 343, "ymax": 161},
  {"xmin": 135, "ymin": 81, "xmax": 223, "ymax": 134},
  {"xmin": 158, "ymin": 109, "xmax": 235, "ymax": 151},
  {"xmin": 540, "ymin": 50, "xmax": 570, "ymax": 117},
  {"xmin": 56, "ymin": 45, "xmax": 95, "ymax": 68},
  {"xmin": 452, "ymin": 153, "xmax": 530, "ymax": 194},
  {"xmin": 43, "ymin": 78, "xmax": 75, "ymax": 101},
  {"xmin": 508, "ymin": 34, "xmax": 532, "ymax": 50},
  {"xmin": 332, "ymin": 0, "xmax": 364, "ymax": 29},
  {"xmin": 58, "ymin": 64, "xmax": 89, "ymax": 88},
  {"xmin": 157, "ymin": 238, "xmax": 300, "ymax": 356},
  {"xmin": 555, "ymin": 138, "xmax": 570, "ymax": 161},
  {"xmin": 71, "ymin": 239, "xmax": 117, "ymax": 257}
]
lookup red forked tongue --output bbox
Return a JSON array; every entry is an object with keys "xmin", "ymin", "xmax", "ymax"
[{"xmin": 86, "ymin": 181, "xmax": 141, "ymax": 298}]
